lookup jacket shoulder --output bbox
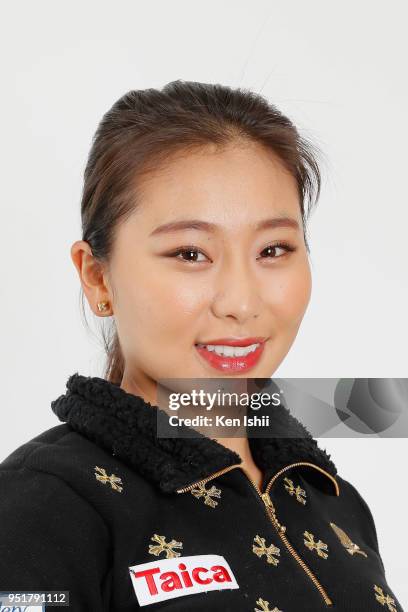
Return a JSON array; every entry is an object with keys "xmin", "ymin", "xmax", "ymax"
[
  {"xmin": 0, "ymin": 423, "xmax": 73, "ymax": 468},
  {"xmin": 335, "ymin": 473, "xmax": 383, "ymax": 571},
  {"xmin": 0, "ymin": 422, "xmax": 124, "ymax": 529},
  {"xmin": 1, "ymin": 423, "xmax": 120, "ymax": 486}
]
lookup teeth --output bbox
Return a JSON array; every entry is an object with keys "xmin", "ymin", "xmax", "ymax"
[{"xmin": 197, "ymin": 343, "xmax": 260, "ymax": 357}]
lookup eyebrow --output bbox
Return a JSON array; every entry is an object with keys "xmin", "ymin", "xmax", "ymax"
[{"xmin": 149, "ymin": 216, "xmax": 300, "ymax": 237}]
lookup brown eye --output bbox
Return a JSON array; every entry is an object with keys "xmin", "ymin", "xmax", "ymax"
[
  {"xmin": 169, "ymin": 246, "xmax": 209, "ymax": 263},
  {"xmin": 258, "ymin": 242, "xmax": 295, "ymax": 259}
]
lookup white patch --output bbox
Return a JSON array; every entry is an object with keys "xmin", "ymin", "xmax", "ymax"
[{"xmin": 129, "ymin": 554, "xmax": 239, "ymax": 606}]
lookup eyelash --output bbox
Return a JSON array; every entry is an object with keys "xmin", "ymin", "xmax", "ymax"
[{"xmin": 167, "ymin": 241, "xmax": 296, "ymax": 264}]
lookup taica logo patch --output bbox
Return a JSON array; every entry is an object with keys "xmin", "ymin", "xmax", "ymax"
[{"xmin": 129, "ymin": 554, "xmax": 239, "ymax": 606}]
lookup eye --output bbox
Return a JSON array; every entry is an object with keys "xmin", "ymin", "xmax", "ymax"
[
  {"xmin": 167, "ymin": 246, "xmax": 210, "ymax": 264},
  {"xmin": 257, "ymin": 241, "xmax": 296, "ymax": 260}
]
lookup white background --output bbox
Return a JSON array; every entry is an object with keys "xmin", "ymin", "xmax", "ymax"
[{"xmin": 1, "ymin": 0, "xmax": 407, "ymax": 606}]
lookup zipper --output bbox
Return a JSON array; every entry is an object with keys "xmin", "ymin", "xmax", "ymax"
[{"xmin": 177, "ymin": 460, "xmax": 339, "ymax": 607}]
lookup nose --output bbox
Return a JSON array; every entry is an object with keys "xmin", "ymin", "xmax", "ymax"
[{"xmin": 210, "ymin": 255, "xmax": 262, "ymax": 323}]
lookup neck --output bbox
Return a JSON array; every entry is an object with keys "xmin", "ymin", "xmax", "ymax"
[
  {"xmin": 120, "ymin": 370, "xmax": 157, "ymax": 405},
  {"xmin": 213, "ymin": 435, "xmax": 264, "ymax": 490}
]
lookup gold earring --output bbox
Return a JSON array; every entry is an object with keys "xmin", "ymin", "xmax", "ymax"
[{"xmin": 97, "ymin": 301, "xmax": 110, "ymax": 313}]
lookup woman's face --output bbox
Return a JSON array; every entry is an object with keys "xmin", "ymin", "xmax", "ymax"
[{"xmin": 96, "ymin": 142, "xmax": 311, "ymax": 397}]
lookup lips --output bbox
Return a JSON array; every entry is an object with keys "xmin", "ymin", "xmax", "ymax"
[{"xmin": 195, "ymin": 340, "xmax": 266, "ymax": 373}]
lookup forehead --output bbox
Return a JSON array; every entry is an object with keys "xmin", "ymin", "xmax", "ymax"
[{"xmin": 130, "ymin": 141, "xmax": 302, "ymax": 233}]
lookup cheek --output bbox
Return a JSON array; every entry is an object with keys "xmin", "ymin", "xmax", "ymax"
[
  {"xmin": 117, "ymin": 271, "xmax": 207, "ymax": 339},
  {"xmin": 265, "ymin": 260, "xmax": 312, "ymax": 326}
]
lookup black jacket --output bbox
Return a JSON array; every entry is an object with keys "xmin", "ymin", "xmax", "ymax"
[{"xmin": 0, "ymin": 373, "xmax": 403, "ymax": 611}]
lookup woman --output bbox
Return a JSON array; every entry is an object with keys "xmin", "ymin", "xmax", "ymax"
[{"xmin": 0, "ymin": 81, "xmax": 403, "ymax": 611}]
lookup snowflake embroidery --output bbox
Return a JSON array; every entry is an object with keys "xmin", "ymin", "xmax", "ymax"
[
  {"xmin": 148, "ymin": 534, "xmax": 183, "ymax": 559},
  {"xmin": 374, "ymin": 585, "xmax": 397, "ymax": 612},
  {"xmin": 254, "ymin": 597, "xmax": 283, "ymax": 612},
  {"xmin": 252, "ymin": 534, "xmax": 281, "ymax": 566},
  {"xmin": 191, "ymin": 482, "xmax": 222, "ymax": 508},
  {"xmin": 303, "ymin": 531, "xmax": 329, "ymax": 559},
  {"xmin": 283, "ymin": 477, "xmax": 307, "ymax": 505},
  {"xmin": 94, "ymin": 466, "xmax": 123, "ymax": 492}
]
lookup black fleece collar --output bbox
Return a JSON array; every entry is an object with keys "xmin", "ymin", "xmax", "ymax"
[{"xmin": 51, "ymin": 373, "xmax": 337, "ymax": 494}]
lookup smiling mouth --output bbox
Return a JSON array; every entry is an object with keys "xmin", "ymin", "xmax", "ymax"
[{"xmin": 194, "ymin": 341, "xmax": 266, "ymax": 373}]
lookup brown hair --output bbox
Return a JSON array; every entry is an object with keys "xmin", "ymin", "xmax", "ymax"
[{"xmin": 79, "ymin": 80, "xmax": 322, "ymax": 385}]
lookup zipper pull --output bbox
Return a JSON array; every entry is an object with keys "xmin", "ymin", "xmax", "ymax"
[{"xmin": 261, "ymin": 492, "xmax": 286, "ymax": 534}]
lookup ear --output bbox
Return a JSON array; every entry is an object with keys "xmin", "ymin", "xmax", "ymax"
[{"xmin": 70, "ymin": 240, "xmax": 112, "ymax": 315}]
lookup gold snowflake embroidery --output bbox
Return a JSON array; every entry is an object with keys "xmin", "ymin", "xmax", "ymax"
[
  {"xmin": 94, "ymin": 466, "xmax": 123, "ymax": 492},
  {"xmin": 191, "ymin": 482, "xmax": 222, "ymax": 507},
  {"xmin": 254, "ymin": 597, "xmax": 283, "ymax": 611},
  {"xmin": 330, "ymin": 522, "xmax": 368, "ymax": 557},
  {"xmin": 252, "ymin": 534, "xmax": 281, "ymax": 566},
  {"xmin": 374, "ymin": 585, "xmax": 397, "ymax": 612},
  {"xmin": 148, "ymin": 533, "xmax": 183, "ymax": 559},
  {"xmin": 283, "ymin": 477, "xmax": 307, "ymax": 505},
  {"xmin": 303, "ymin": 531, "xmax": 329, "ymax": 559}
]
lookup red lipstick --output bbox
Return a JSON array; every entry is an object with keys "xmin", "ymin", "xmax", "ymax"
[{"xmin": 194, "ymin": 337, "xmax": 267, "ymax": 373}]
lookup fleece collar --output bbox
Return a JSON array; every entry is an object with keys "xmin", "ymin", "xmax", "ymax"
[{"xmin": 51, "ymin": 373, "xmax": 337, "ymax": 494}]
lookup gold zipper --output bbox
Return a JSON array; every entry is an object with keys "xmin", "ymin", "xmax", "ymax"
[
  {"xmin": 177, "ymin": 460, "xmax": 339, "ymax": 606},
  {"xmin": 176, "ymin": 463, "xmax": 242, "ymax": 493}
]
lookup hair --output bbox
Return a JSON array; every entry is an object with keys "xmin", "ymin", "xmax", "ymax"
[{"xmin": 79, "ymin": 80, "xmax": 322, "ymax": 385}]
